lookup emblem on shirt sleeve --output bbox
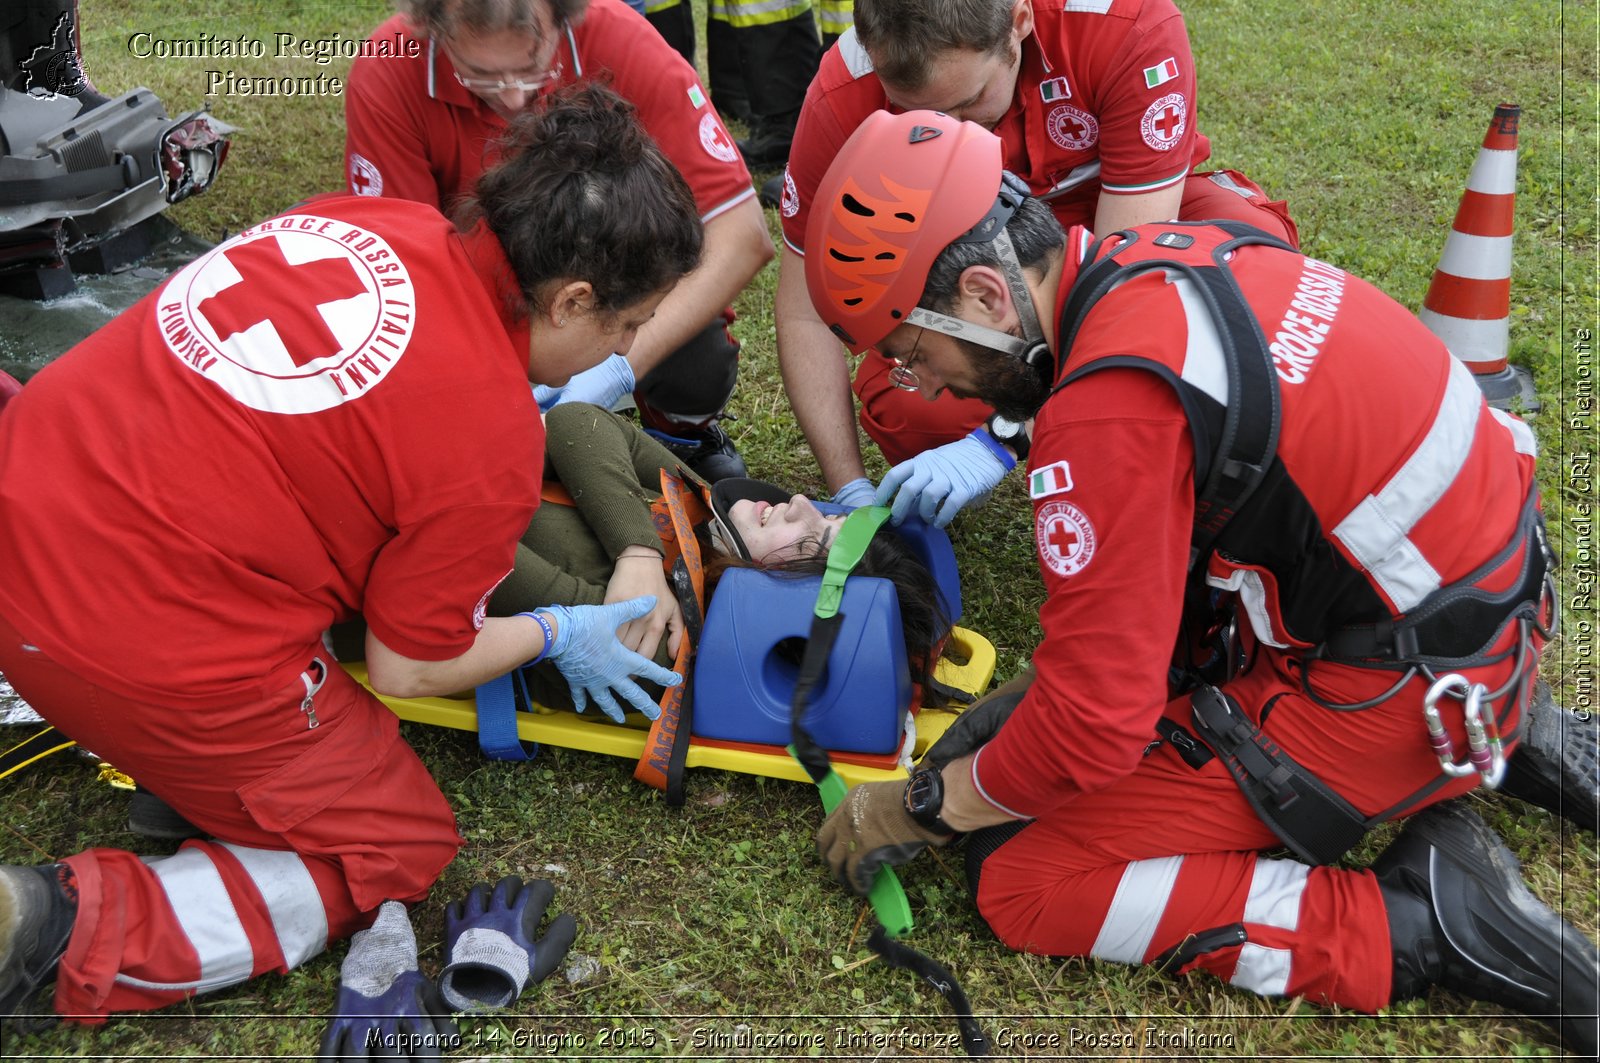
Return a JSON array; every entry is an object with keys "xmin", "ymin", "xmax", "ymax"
[
  {"xmin": 1142, "ymin": 57, "xmax": 1179, "ymax": 89},
  {"xmin": 1140, "ymin": 93, "xmax": 1187, "ymax": 151},
  {"xmin": 349, "ymin": 154, "xmax": 383, "ymax": 197},
  {"xmin": 1028, "ymin": 460, "xmax": 1074, "ymax": 499},
  {"xmin": 687, "ymin": 84, "xmax": 706, "ymax": 109},
  {"xmin": 780, "ymin": 167, "xmax": 799, "ymax": 218},
  {"xmin": 1046, "ymin": 105, "xmax": 1099, "ymax": 151},
  {"xmin": 1035, "ymin": 500, "xmax": 1097, "ymax": 577},
  {"xmin": 157, "ymin": 216, "xmax": 415, "ymax": 414},
  {"xmin": 698, "ymin": 113, "xmax": 740, "ymax": 163},
  {"xmin": 1038, "ymin": 76, "xmax": 1070, "ymax": 102}
]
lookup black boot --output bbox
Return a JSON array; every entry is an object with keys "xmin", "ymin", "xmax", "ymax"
[
  {"xmin": 0, "ymin": 863, "xmax": 77, "ymax": 1023},
  {"xmin": 1498, "ymin": 682, "xmax": 1599, "ymax": 833},
  {"xmin": 644, "ymin": 418, "xmax": 748, "ymax": 483},
  {"xmin": 1374, "ymin": 801, "xmax": 1599, "ymax": 1058}
]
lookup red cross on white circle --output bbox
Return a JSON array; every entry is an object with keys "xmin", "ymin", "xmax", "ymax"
[
  {"xmin": 1141, "ymin": 93, "xmax": 1186, "ymax": 151},
  {"xmin": 1035, "ymin": 500, "xmax": 1097, "ymax": 577},
  {"xmin": 1152, "ymin": 105, "xmax": 1182, "ymax": 140}
]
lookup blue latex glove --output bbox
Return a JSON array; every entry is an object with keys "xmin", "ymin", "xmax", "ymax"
[
  {"xmin": 438, "ymin": 876, "xmax": 577, "ymax": 1012},
  {"xmin": 830, "ymin": 477, "xmax": 878, "ymax": 510},
  {"xmin": 318, "ymin": 901, "xmax": 459, "ymax": 1062},
  {"xmin": 875, "ymin": 428, "xmax": 1016, "ymax": 527},
  {"xmin": 532, "ymin": 353, "xmax": 636, "ymax": 413},
  {"xmin": 542, "ymin": 597, "xmax": 682, "ymax": 723}
]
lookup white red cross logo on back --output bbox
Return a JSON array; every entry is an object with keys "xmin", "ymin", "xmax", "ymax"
[{"xmin": 157, "ymin": 215, "xmax": 416, "ymax": 415}]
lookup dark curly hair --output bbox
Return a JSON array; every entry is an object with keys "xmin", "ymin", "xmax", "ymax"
[{"xmin": 463, "ymin": 81, "xmax": 703, "ymax": 320}]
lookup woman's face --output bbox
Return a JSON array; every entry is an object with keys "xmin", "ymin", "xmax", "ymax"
[
  {"xmin": 726, "ymin": 494, "xmax": 845, "ymax": 564},
  {"xmin": 528, "ymin": 287, "xmax": 667, "ymax": 385}
]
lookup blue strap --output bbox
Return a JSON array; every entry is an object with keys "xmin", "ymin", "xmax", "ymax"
[{"xmin": 474, "ymin": 670, "xmax": 539, "ymax": 761}]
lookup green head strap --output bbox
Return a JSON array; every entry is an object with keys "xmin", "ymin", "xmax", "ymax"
[{"xmin": 813, "ymin": 505, "xmax": 893, "ymax": 620}]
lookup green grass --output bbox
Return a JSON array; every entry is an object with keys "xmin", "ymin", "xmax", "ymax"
[{"xmin": 2, "ymin": 0, "xmax": 1597, "ymax": 1059}]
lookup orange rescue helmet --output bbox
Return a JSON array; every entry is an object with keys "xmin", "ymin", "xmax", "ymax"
[{"xmin": 804, "ymin": 109, "xmax": 1010, "ymax": 355}]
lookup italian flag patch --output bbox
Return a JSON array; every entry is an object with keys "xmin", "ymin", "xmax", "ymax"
[
  {"xmin": 1039, "ymin": 76, "xmax": 1071, "ymax": 102},
  {"xmin": 1143, "ymin": 57, "xmax": 1179, "ymax": 89},
  {"xmin": 1029, "ymin": 460, "xmax": 1074, "ymax": 498},
  {"xmin": 687, "ymin": 85, "xmax": 706, "ymax": 109}
]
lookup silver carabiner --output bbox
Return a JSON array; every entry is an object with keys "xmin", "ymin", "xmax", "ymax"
[
  {"xmin": 1460, "ymin": 682, "xmax": 1507, "ymax": 789},
  {"xmin": 1422, "ymin": 674, "xmax": 1477, "ymax": 778}
]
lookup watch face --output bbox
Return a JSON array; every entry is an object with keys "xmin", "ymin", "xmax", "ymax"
[
  {"xmin": 990, "ymin": 415, "xmax": 1023, "ymax": 440},
  {"xmin": 906, "ymin": 768, "xmax": 941, "ymax": 815}
]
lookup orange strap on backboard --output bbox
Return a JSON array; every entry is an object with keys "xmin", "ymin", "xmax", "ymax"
[{"xmin": 633, "ymin": 470, "xmax": 709, "ymax": 798}]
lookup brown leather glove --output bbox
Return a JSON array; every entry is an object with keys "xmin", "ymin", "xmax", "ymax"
[{"xmin": 815, "ymin": 780, "xmax": 952, "ymax": 895}]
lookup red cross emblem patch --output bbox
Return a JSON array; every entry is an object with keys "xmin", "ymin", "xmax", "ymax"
[
  {"xmin": 1035, "ymin": 500, "xmax": 1097, "ymax": 577},
  {"xmin": 157, "ymin": 215, "xmax": 415, "ymax": 414},
  {"xmin": 349, "ymin": 153, "xmax": 383, "ymax": 197},
  {"xmin": 1140, "ymin": 93, "xmax": 1186, "ymax": 151},
  {"xmin": 1046, "ymin": 104, "xmax": 1099, "ymax": 152}
]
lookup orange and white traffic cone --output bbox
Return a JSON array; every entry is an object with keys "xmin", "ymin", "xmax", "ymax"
[{"xmin": 1417, "ymin": 103, "xmax": 1538, "ymax": 412}]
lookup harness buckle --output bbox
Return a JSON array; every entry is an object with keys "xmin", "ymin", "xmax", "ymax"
[{"xmin": 1422, "ymin": 674, "xmax": 1506, "ymax": 787}]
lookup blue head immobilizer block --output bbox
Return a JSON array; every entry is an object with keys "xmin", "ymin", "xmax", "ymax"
[{"xmin": 690, "ymin": 515, "xmax": 961, "ymax": 754}]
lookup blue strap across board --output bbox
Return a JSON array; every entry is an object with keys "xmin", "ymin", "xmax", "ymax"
[{"xmin": 474, "ymin": 669, "xmax": 539, "ymax": 761}]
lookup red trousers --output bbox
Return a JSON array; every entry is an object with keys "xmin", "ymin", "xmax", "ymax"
[
  {"xmin": 972, "ymin": 644, "xmax": 1529, "ymax": 1012},
  {"xmin": 0, "ymin": 611, "xmax": 461, "ymax": 1022},
  {"xmin": 856, "ymin": 169, "xmax": 1300, "ymax": 465}
]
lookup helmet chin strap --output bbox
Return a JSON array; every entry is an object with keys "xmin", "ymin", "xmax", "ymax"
[{"xmin": 903, "ymin": 228, "xmax": 1054, "ymax": 381}]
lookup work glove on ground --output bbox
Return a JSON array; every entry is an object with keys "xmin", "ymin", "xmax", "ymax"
[
  {"xmin": 830, "ymin": 477, "xmax": 878, "ymax": 510},
  {"xmin": 815, "ymin": 780, "xmax": 952, "ymax": 895},
  {"xmin": 543, "ymin": 597, "xmax": 682, "ymax": 723},
  {"xmin": 532, "ymin": 353, "xmax": 636, "ymax": 413},
  {"xmin": 318, "ymin": 900, "xmax": 458, "ymax": 1062},
  {"xmin": 438, "ymin": 876, "xmax": 577, "ymax": 1012},
  {"xmin": 875, "ymin": 429, "xmax": 1014, "ymax": 528},
  {"xmin": 923, "ymin": 689, "xmax": 1027, "ymax": 769}
]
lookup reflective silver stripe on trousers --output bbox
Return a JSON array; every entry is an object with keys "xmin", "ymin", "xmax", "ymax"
[
  {"xmin": 116, "ymin": 844, "xmax": 326, "ymax": 993},
  {"xmin": 1090, "ymin": 855, "xmax": 1184, "ymax": 964},
  {"xmin": 1230, "ymin": 857, "xmax": 1309, "ymax": 996}
]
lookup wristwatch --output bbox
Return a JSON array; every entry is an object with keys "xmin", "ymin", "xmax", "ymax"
[
  {"xmin": 903, "ymin": 764, "xmax": 958, "ymax": 836},
  {"xmin": 985, "ymin": 413, "xmax": 1031, "ymax": 463}
]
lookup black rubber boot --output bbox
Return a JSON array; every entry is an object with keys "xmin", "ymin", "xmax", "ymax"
[
  {"xmin": 1498, "ymin": 682, "xmax": 1599, "ymax": 833},
  {"xmin": 0, "ymin": 864, "xmax": 77, "ymax": 1026},
  {"xmin": 1374, "ymin": 801, "xmax": 1599, "ymax": 1059}
]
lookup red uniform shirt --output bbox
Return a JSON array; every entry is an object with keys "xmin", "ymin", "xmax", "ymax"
[
  {"xmin": 345, "ymin": 0, "xmax": 756, "ymax": 223},
  {"xmin": 781, "ymin": 0, "xmax": 1205, "ymax": 253},
  {"xmin": 0, "ymin": 197, "xmax": 542, "ymax": 705},
  {"xmin": 970, "ymin": 226, "xmax": 1540, "ymax": 819}
]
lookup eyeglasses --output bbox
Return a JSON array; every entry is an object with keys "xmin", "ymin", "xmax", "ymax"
[
  {"xmin": 448, "ymin": 19, "xmax": 565, "ymax": 95},
  {"xmin": 453, "ymin": 62, "xmax": 563, "ymax": 94},
  {"xmin": 887, "ymin": 328, "xmax": 925, "ymax": 392}
]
